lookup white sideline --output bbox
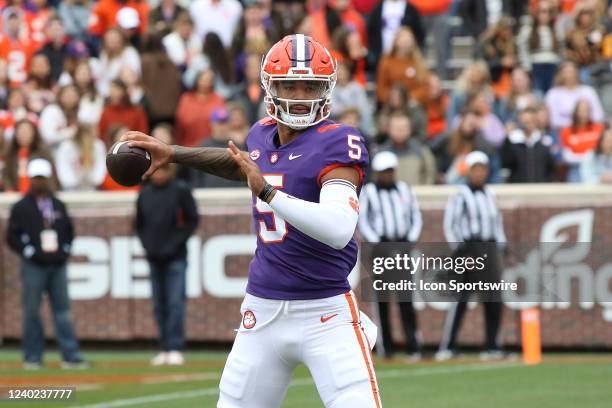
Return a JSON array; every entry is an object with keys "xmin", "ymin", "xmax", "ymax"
[{"xmin": 73, "ymin": 362, "xmax": 519, "ymax": 408}]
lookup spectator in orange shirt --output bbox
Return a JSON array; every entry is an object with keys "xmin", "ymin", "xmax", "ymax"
[
  {"xmin": 376, "ymin": 27, "xmax": 431, "ymax": 107},
  {"xmin": 2, "ymin": 118, "xmax": 54, "ymax": 193},
  {"xmin": 0, "ymin": 8, "xmax": 36, "ymax": 87},
  {"xmin": 560, "ymin": 99, "xmax": 604, "ymax": 181},
  {"xmin": 175, "ymin": 68, "xmax": 225, "ymax": 147},
  {"xmin": 87, "ymin": 0, "xmax": 149, "ymax": 40},
  {"xmin": 98, "ymin": 79, "xmax": 148, "ymax": 144}
]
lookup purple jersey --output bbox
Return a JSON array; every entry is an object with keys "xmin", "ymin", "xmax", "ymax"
[{"xmin": 245, "ymin": 119, "xmax": 369, "ymax": 300}]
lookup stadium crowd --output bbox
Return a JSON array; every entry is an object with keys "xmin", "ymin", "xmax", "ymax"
[{"xmin": 1, "ymin": 0, "xmax": 612, "ymax": 193}]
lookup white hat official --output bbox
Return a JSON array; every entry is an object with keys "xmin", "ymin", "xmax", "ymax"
[
  {"xmin": 27, "ymin": 158, "xmax": 53, "ymax": 178},
  {"xmin": 465, "ymin": 151, "xmax": 489, "ymax": 168},
  {"xmin": 372, "ymin": 151, "xmax": 399, "ymax": 172},
  {"xmin": 117, "ymin": 7, "xmax": 140, "ymax": 30}
]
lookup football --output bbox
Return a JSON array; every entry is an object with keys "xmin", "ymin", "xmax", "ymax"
[{"xmin": 105, "ymin": 141, "xmax": 151, "ymax": 186}]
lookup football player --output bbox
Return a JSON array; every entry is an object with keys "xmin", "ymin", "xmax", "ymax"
[{"xmin": 122, "ymin": 34, "xmax": 381, "ymax": 408}]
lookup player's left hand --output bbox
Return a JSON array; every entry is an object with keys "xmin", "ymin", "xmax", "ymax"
[{"xmin": 227, "ymin": 141, "xmax": 266, "ymax": 196}]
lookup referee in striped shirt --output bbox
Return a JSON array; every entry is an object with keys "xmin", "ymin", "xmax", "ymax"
[
  {"xmin": 359, "ymin": 151, "xmax": 423, "ymax": 360},
  {"xmin": 437, "ymin": 151, "xmax": 507, "ymax": 361}
]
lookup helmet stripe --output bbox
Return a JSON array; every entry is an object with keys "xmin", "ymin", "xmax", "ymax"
[
  {"xmin": 291, "ymin": 34, "xmax": 297, "ymax": 67},
  {"xmin": 304, "ymin": 35, "xmax": 310, "ymax": 68},
  {"xmin": 296, "ymin": 34, "xmax": 305, "ymax": 68}
]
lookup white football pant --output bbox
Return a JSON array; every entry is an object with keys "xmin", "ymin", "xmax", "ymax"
[{"xmin": 217, "ymin": 291, "xmax": 381, "ymax": 408}]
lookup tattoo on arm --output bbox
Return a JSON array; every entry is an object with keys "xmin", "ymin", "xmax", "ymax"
[{"xmin": 172, "ymin": 146, "xmax": 246, "ymax": 181}]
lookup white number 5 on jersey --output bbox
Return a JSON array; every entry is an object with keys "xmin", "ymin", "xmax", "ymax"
[
  {"xmin": 347, "ymin": 134, "xmax": 362, "ymax": 160},
  {"xmin": 256, "ymin": 174, "xmax": 287, "ymax": 243}
]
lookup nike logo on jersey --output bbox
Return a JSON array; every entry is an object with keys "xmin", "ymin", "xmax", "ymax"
[
  {"xmin": 288, "ymin": 153, "xmax": 303, "ymax": 160},
  {"xmin": 320, "ymin": 313, "xmax": 339, "ymax": 323}
]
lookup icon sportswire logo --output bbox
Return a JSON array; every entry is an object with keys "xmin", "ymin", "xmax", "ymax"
[{"xmin": 288, "ymin": 153, "xmax": 303, "ymax": 160}]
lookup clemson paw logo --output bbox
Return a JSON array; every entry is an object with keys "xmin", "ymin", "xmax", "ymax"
[
  {"xmin": 348, "ymin": 197, "xmax": 359, "ymax": 213},
  {"xmin": 249, "ymin": 149, "xmax": 260, "ymax": 161},
  {"xmin": 242, "ymin": 310, "xmax": 256, "ymax": 329}
]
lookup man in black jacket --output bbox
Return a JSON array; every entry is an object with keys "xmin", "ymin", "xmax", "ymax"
[
  {"xmin": 501, "ymin": 107, "xmax": 557, "ymax": 183},
  {"xmin": 6, "ymin": 159, "xmax": 86, "ymax": 370},
  {"xmin": 136, "ymin": 132, "xmax": 199, "ymax": 366}
]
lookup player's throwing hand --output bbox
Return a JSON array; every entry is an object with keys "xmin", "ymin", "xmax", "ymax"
[
  {"xmin": 122, "ymin": 131, "xmax": 174, "ymax": 179},
  {"xmin": 227, "ymin": 140, "xmax": 267, "ymax": 197}
]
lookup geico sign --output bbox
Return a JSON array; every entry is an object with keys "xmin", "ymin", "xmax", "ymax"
[{"xmin": 67, "ymin": 235, "xmax": 360, "ymax": 300}]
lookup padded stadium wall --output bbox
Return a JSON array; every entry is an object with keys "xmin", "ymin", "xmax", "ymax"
[{"xmin": 1, "ymin": 185, "xmax": 611, "ymax": 348}]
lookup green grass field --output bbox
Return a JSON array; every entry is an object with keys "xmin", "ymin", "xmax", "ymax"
[{"xmin": 0, "ymin": 350, "xmax": 610, "ymax": 407}]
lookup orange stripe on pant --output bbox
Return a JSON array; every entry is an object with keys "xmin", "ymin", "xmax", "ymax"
[{"xmin": 345, "ymin": 292, "xmax": 381, "ymax": 408}]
